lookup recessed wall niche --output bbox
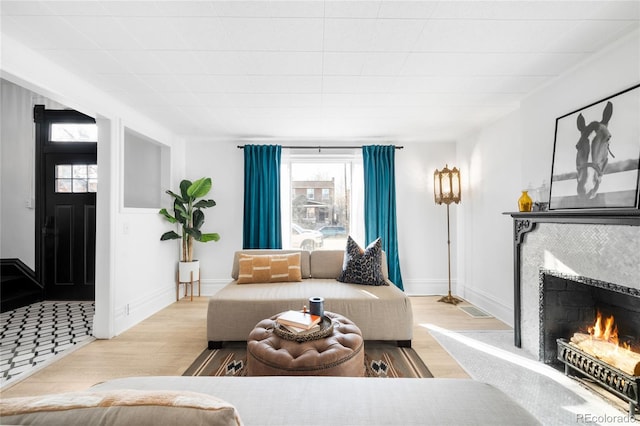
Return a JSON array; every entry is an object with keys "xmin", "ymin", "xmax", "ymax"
[{"xmin": 123, "ymin": 128, "xmax": 167, "ymax": 209}]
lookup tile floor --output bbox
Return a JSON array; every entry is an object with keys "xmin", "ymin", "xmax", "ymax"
[{"xmin": 0, "ymin": 301, "xmax": 94, "ymax": 385}]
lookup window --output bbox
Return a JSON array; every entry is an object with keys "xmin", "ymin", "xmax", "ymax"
[
  {"xmin": 123, "ymin": 128, "xmax": 166, "ymax": 209},
  {"xmin": 50, "ymin": 123, "xmax": 97, "ymax": 142},
  {"xmin": 55, "ymin": 164, "xmax": 98, "ymax": 193},
  {"xmin": 282, "ymin": 152, "xmax": 363, "ymax": 251}
]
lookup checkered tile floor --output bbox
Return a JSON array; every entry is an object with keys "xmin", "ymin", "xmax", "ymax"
[{"xmin": 1, "ymin": 301, "xmax": 94, "ymax": 385}]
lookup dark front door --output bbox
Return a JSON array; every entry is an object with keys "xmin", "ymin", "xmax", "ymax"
[{"xmin": 34, "ymin": 106, "xmax": 97, "ymax": 300}]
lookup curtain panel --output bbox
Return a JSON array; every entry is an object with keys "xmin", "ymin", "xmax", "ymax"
[
  {"xmin": 243, "ymin": 145, "xmax": 282, "ymax": 249},
  {"xmin": 362, "ymin": 145, "xmax": 404, "ymax": 290}
]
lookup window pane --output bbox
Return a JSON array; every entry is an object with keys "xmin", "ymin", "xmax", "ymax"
[
  {"xmin": 51, "ymin": 123, "xmax": 97, "ymax": 142},
  {"xmin": 57, "ymin": 179, "xmax": 72, "ymax": 193},
  {"xmin": 88, "ymin": 179, "xmax": 98, "ymax": 193},
  {"xmin": 88, "ymin": 164, "xmax": 98, "ymax": 178},
  {"xmin": 73, "ymin": 165, "xmax": 87, "ymax": 178},
  {"xmin": 73, "ymin": 179, "xmax": 87, "ymax": 193},
  {"xmin": 56, "ymin": 165, "xmax": 72, "ymax": 178}
]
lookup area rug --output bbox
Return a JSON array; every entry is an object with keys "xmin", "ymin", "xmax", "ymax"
[{"xmin": 183, "ymin": 342, "xmax": 432, "ymax": 378}]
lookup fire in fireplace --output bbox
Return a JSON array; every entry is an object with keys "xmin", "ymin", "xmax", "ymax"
[
  {"xmin": 559, "ymin": 311, "xmax": 640, "ymax": 415},
  {"xmin": 539, "ymin": 270, "xmax": 640, "ymax": 365},
  {"xmin": 539, "ymin": 270, "xmax": 640, "ymax": 415},
  {"xmin": 569, "ymin": 311, "xmax": 640, "ymax": 376}
]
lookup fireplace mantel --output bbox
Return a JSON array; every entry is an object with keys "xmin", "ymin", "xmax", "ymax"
[
  {"xmin": 506, "ymin": 209, "xmax": 640, "ymax": 348},
  {"xmin": 508, "ymin": 209, "xmax": 640, "ymax": 225}
]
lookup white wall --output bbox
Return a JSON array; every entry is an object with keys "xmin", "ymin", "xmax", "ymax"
[
  {"xmin": 396, "ymin": 141, "xmax": 458, "ymax": 295},
  {"xmin": 163, "ymin": 138, "xmax": 242, "ymax": 293},
  {"xmin": 520, "ymin": 29, "xmax": 640, "ymax": 190},
  {"xmin": 0, "ymin": 80, "xmax": 66, "ymax": 267},
  {"xmin": 1, "ymin": 36, "xmax": 182, "ymax": 337},
  {"xmin": 457, "ymin": 109, "xmax": 523, "ymax": 324},
  {"xmin": 458, "ymin": 29, "xmax": 640, "ymax": 326}
]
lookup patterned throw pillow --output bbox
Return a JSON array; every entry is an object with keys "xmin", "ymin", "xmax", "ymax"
[
  {"xmin": 237, "ymin": 253, "xmax": 302, "ymax": 284},
  {"xmin": 337, "ymin": 236, "xmax": 388, "ymax": 286}
]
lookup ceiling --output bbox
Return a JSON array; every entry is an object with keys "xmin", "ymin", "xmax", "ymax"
[{"xmin": 2, "ymin": 1, "xmax": 639, "ymax": 142}]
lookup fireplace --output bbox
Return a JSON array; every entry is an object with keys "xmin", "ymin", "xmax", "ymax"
[
  {"xmin": 539, "ymin": 270, "xmax": 640, "ymax": 366},
  {"xmin": 507, "ymin": 212, "xmax": 640, "ymax": 357},
  {"xmin": 508, "ymin": 211, "xmax": 640, "ymax": 413},
  {"xmin": 538, "ymin": 271, "xmax": 640, "ymax": 414}
]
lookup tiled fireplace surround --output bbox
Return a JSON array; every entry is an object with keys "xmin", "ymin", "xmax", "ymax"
[{"xmin": 512, "ymin": 214, "xmax": 640, "ymax": 361}]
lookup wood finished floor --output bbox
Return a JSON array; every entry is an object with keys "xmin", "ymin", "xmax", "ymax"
[{"xmin": 1, "ymin": 296, "xmax": 511, "ymax": 398}]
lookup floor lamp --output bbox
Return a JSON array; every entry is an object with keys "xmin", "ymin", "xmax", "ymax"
[{"xmin": 434, "ymin": 165, "xmax": 462, "ymax": 305}]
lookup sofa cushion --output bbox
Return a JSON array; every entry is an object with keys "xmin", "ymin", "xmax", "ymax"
[
  {"xmin": 337, "ymin": 237, "xmax": 388, "ymax": 286},
  {"xmin": 310, "ymin": 250, "xmax": 389, "ymax": 280},
  {"xmin": 232, "ymin": 250, "xmax": 311, "ymax": 279},
  {"xmin": 0, "ymin": 389, "xmax": 243, "ymax": 426},
  {"xmin": 309, "ymin": 250, "xmax": 344, "ymax": 278},
  {"xmin": 237, "ymin": 253, "xmax": 302, "ymax": 284}
]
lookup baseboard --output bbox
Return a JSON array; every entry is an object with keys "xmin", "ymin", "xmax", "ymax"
[
  {"xmin": 461, "ymin": 286, "xmax": 513, "ymax": 327},
  {"xmin": 0, "ymin": 258, "xmax": 41, "ymax": 288},
  {"xmin": 402, "ymin": 279, "xmax": 450, "ymax": 296},
  {"xmin": 200, "ymin": 279, "xmax": 233, "ymax": 296},
  {"xmin": 113, "ymin": 284, "xmax": 175, "ymax": 335}
]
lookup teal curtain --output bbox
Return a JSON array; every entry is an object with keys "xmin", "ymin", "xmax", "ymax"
[
  {"xmin": 243, "ymin": 145, "xmax": 282, "ymax": 249},
  {"xmin": 363, "ymin": 145, "xmax": 404, "ymax": 290}
]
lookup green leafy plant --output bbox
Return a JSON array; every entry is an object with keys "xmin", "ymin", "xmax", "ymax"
[{"xmin": 159, "ymin": 177, "xmax": 220, "ymax": 262}]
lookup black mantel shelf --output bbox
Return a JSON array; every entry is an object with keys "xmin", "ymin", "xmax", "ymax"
[
  {"xmin": 505, "ymin": 208, "xmax": 640, "ymax": 348},
  {"xmin": 505, "ymin": 209, "xmax": 640, "ymax": 226}
]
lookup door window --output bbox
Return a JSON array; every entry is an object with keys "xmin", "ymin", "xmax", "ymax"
[{"xmin": 55, "ymin": 164, "xmax": 98, "ymax": 193}]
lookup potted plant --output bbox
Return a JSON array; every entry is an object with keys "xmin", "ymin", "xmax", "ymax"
[{"xmin": 159, "ymin": 177, "xmax": 220, "ymax": 283}]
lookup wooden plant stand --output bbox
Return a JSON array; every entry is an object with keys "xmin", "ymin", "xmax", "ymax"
[{"xmin": 176, "ymin": 269, "xmax": 200, "ymax": 301}]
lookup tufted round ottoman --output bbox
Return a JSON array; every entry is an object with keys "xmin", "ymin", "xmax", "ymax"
[{"xmin": 246, "ymin": 311, "xmax": 364, "ymax": 376}]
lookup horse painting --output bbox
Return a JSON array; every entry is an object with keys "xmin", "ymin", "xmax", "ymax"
[{"xmin": 575, "ymin": 101, "xmax": 614, "ymax": 199}]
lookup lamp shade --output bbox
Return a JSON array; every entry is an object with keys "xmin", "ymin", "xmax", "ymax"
[{"xmin": 434, "ymin": 165, "xmax": 461, "ymax": 205}]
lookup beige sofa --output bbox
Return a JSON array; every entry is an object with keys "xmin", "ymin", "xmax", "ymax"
[
  {"xmin": 207, "ymin": 249, "xmax": 413, "ymax": 349},
  {"xmin": 2, "ymin": 376, "xmax": 541, "ymax": 425}
]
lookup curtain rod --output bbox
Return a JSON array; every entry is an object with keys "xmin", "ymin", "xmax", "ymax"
[{"xmin": 237, "ymin": 145, "xmax": 403, "ymax": 150}]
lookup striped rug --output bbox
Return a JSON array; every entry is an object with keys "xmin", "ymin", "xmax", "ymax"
[{"xmin": 184, "ymin": 342, "xmax": 432, "ymax": 378}]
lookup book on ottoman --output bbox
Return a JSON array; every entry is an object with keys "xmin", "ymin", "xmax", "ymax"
[
  {"xmin": 276, "ymin": 310, "xmax": 321, "ymax": 330},
  {"xmin": 280, "ymin": 323, "xmax": 321, "ymax": 334}
]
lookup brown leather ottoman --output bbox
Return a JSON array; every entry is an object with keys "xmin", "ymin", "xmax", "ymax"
[{"xmin": 246, "ymin": 311, "xmax": 364, "ymax": 376}]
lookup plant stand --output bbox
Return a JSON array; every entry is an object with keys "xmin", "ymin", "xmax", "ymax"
[{"xmin": 176, "ymin": 269, "xmax": 200, "ymax": 302}]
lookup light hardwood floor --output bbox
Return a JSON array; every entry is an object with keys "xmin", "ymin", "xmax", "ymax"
[{"xmin": 1, "ymin": 296, "xmax": 511, "ymax": 398}]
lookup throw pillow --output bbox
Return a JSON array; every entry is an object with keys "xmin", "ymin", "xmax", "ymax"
[
  {"xmin": 336, "ymin": 236, "xmax": 388, "ymax": 286},
  {"xmin": 237, "ymin": 252, "xmax": 302, "ymax": 284},
  {"xmin": 0, "ymin": 389, "xmax": 243, "ymax": 426}
]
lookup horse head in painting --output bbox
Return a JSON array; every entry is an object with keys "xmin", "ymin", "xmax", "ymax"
[{"xmin": 575, "ymin": 101, "xmax": 614, "ymax": 199}]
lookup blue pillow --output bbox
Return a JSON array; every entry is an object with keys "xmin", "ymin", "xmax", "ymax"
[{"xmin": 337, "ymin": 236, "xmax": 388, "ymax": 286}]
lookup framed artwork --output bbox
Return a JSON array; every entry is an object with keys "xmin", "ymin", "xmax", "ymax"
[{"xmin": 549, "ymin": 84, "xmax": 640, "ymax": 210}]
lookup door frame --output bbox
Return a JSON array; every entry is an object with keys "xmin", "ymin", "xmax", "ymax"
[{"xmin": 33, "ymin": 105, "xmax": 97, "ymax": 295}]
